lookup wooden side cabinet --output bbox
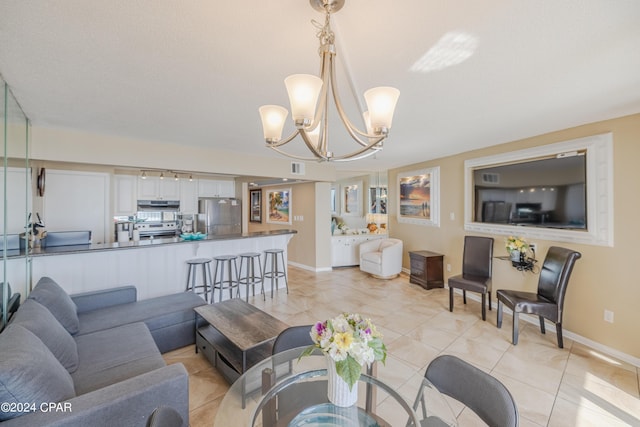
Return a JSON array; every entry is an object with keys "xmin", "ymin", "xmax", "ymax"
[{"xmin": 409, "ymin": 250, "xmax": 444, "ymax": 290}]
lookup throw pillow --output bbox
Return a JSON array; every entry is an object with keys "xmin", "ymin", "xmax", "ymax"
[
  {"xmin": 12, "ymin": 299, "xmax": 79, "ymax": 373},
  {"xmin": 28, "ymin": 277, "xmax": 79, "ymax": 334},
  {"xmin": 0, "ymin": 325, "xmax": 76, "ymax": 421}
]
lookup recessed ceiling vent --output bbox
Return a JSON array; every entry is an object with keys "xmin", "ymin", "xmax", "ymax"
[
  {"xmin": 291, "ymin": 162, "xmax": 305, "ymax": 176},
  {"xmin": 481, "ymin": 173, "xmax": 500, "ymax": 184}
]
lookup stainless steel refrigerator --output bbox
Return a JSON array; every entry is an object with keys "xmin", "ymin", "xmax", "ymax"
[{"xmin": 197, "ymin": 198, "xmax": 242, "ymax": 235}]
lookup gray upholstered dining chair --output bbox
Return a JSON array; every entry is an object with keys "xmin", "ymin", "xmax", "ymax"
[
  {"xmin": 416, "ymin": 355, "xmax": 518, "ymax": 427},
  {"xmin": 496, "ymin": 246, "xmax": 581, "ymax": 348},
  {"xmin": 448, "ymin": 236, "xmax": 494, "ymax": 320},
  {"xmin": 146, "ymin": 406, "xmax": 184, "ymax": 427},
  {"xmin": 272, "ymin": 325, "xmax": 315, "ymax": 354}
]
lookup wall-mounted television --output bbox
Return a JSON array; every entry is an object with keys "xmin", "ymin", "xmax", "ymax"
[
  {"xmin": 464, "ymin": 133, "xmax": 613, "ymax": 247},
  {"xmin": 473, "ymin": 153, "xmax": 587, "ymax": 230}
]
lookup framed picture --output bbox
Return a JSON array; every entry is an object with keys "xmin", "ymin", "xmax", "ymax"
[
  {"xmin": 369, "ymin": 186, "xmax": 387, "ymax": 214},
  {"xmin": 341, "ymin": 181, "xmax": 362, "ymax": 217},
  {"xmin": 267, "ymin": 188, "xmax": 292, "ymax": 224},
  {"xmin": 250, "ymin": 189, "xmax": 262, "ymax": 223},
  {"xmin": 398, "ymin": 167, "xmax": 440, "ymax": 226}
]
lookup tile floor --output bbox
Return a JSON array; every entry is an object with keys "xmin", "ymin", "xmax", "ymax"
[{"xmin": 163, "ymin": 266, "xmax": 640, "ymax": 426}]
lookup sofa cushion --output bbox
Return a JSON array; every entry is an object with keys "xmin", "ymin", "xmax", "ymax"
[
  {"xmin": 71, "ymin": 322, "xmax": 166, "ymax": 395},
  {"xmin": 0, "ymin": 325, "xmax": 76, "ymax": 421},
  {"xmin": 76, "ymin": 291, "xmax": 205, "ymax": 336},
  {"xmin": 12, "ymin": 299, "xmax": 79, "ymax": 373},
  {"xmin": 28, "ymin": 277, "xmax": 79, "ymax": 334}
]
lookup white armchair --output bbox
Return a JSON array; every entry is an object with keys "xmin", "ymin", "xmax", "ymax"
[{"xmin": 359, "ymin": 238, "xmax": 403, "ymax": 279}]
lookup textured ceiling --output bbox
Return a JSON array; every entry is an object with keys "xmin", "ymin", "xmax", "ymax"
[{"xmin": 1, "ymin": 0, "xmax": 639, "ymax": 174}]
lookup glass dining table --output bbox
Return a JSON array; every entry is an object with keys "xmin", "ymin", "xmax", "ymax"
[{"xmin": 214, "ymin": 347, "xmax": 458, "ymax": 427}]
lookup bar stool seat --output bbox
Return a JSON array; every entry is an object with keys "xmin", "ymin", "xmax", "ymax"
[
  {"xmin": 212, "ymin": 255, "xmax": 239, "ymax": 303},
  {"xmin": 238, "ymin": 252, "xmax": 265, "ymax": 301},
  {"xmin": 262, "ymin": 248, "xmax": 289, "ymax": 298},
  {"xmin": 185, "ymin": 258, "xmax": 213, "ymax": 302}
]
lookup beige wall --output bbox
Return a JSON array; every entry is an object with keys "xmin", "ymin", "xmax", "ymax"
[
  {"xmin": 246, "ymin": 182, "xmax": 332, "ymax": 270},
  {"xmin": 389, "ymin": 113, "xmax": 640, "ymax": 358}
]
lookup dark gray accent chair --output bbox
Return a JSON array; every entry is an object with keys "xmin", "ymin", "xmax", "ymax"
[
  {"xmin": 496, "ymin": 246, "xmax": 581, "ymax": 348},
  {"xmin": 448, "ymin": 236, "xmax": 494, "ymax": 320},
  {"xmin": 418, "ymin": 355, "xmax": 518, "ymax": 427}
]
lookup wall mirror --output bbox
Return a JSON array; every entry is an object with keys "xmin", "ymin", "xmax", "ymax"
[
  {"xmin": 1, "ymin": 76, "xmax": 31, "ymax": 329},
  {"xmin": 464, "ymin": 133, "xmax": 613, "ymax": 246}
]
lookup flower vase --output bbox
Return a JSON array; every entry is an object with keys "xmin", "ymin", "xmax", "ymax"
[
  {"xmin": 510, "ymin": 251, "xmax": 520, "ymax": 262},
  {"xmin": 326, "ymin": 357, "xmax": 358, "ymax": 407}
]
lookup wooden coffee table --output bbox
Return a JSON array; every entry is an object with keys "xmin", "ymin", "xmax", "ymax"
[{"xmin": 194, "ymin": 299, "xmax": 289, "ymax": 383}]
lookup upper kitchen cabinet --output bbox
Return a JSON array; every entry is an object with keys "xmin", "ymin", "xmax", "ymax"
[
  {"xmin": 198, "ymin": 179, "xmax": 235, "ymax": 198},
  {"xmin": 137, "ymin": 176, "xmax": 180, "ymax": 200},
  {"xmin": 113, "ymin": 175, "xmax": 137, "ymax": 216},
  {"xmin": 180, "ymin": 178, "xmax": 198, "ymax": 214}
]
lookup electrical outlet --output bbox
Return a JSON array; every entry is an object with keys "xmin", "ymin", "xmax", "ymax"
[
  {"xmin": 530, "ymin": 242, "xmax": 537, "ymax": 252},
  {"xmin": 604, "ymin": 310, "xmax": 614, "ymax": 323},
  {"xmin": 446, "ymin": 263, "xmax": 451, "ymax": 272}
]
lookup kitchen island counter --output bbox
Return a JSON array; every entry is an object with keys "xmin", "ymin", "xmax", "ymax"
[
  {"xmin": 27, "ymin": 229, "xmax": 297, "ymax": 257},
  {"xmin": 25, "ymin": 229, "xmax": 297, "ymax": 300}
]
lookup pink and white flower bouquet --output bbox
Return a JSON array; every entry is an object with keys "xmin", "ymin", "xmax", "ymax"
[{"xmin": 300, "ymin": 313, "xmax": 386, "ymax": 389}]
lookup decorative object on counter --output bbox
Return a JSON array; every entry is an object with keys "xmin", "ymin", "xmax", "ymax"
[
  {"xmin": 336, "ymin": 221, "xmax": 347, "ymax": 234},
  {"xmin": 20, "ymin": 212, "xmax": 47, "ymax": 249},
  {"xmin": 301, "ymin": 313, "xmax": 386, "ymax": 407},
  {"xmin": 258, "ymin": 0, "xmax": 399, "ymax": 162},
  {"xmin": 367, "ymin": 223, "xmax": 377, "ymax": 233},
  {"xmin": 180, "ymin": 232, "xmax": 205, "ymax": 241}
]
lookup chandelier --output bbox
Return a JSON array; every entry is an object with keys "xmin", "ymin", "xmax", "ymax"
[{"xmin": 258, "ymin": 0, "xmax": 400, "ymax": 162}]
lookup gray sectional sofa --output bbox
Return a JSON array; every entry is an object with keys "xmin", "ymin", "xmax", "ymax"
[{"xmin": 0, "ymin": 277, "xmax": 207, "ymax": 426}]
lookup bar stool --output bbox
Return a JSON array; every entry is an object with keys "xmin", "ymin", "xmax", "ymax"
[
  {"xmin": 185, "ymin": 258, "xmax": 213, "ymax": 302},
  {"xmin": 238, "ymin": 252, "xmax": 265, "ymax": 301},
  {"xmin": 212, "ymin": 255, "xmax": 239, "ymax": 302},
  {"xmin": 262, "ymin": 248, "xmax": 289, "ymax": 298}
]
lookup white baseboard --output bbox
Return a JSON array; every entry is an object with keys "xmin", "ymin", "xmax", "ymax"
[
  {"xmin": 287, "ymin": 261, "xmax": 332, "ymax": 273},
  {"xmin": 449, "ymin": 287, "xmax": 640, "ymax": 368}
]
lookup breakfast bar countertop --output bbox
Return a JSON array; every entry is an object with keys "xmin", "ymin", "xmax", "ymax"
[{"xmin": 23, "ymin": 229, "xmax": 297, "ymax": 258}]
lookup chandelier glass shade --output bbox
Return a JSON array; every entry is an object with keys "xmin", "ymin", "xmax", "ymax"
[{"xmin": 259, "ymin": 0, "xmax": 400, "ymax": 162}]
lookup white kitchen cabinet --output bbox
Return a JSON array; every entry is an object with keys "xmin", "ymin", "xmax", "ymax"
[
  {"xmin": 331, "ymin": 234, "xmax": 388, "ymax": 267},
  {"xmin": 198, "ymin": 179, "xmax": 235, "ymax": 198},
  {"xmin": 0, "ymin": 167, "xmax": 32, "ymax": 234},
  {"xmin": 113, "ymin": 175, "xmax": 137, "ymax": 216},
  {"xmin": 43, "ymin": 170, "xmax": 110, "ymax": 244},
  {"xmin": 137, "ymin": 177, "xmax": 180, "ymax": 200},
  {"xmin": 179, "ymin": 178, "xmax": 198, "ymax": 214}
]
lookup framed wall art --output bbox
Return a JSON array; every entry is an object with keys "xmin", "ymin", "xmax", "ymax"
[
  {"xmin": 250, "ymin": 189, "xmax": 262, "ymax": 223},
  {"xmin": 398, "ymin": 167, "xmax": 440, "ymax": 226},
  {"xmin": 341, "ymin": 181, "xmax": 362, "ymax": 217},
  {"xmin": 267, "ymin": 188, "xmax": 292, "ymax": 224},
  {"xmin": 369, "ymin": 186, "xmax": 387, "ymax": 214}
]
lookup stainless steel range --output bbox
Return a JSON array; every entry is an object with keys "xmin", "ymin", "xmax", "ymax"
[{"xmin": 135, "ymin": 200, "xmax": 180, "ymax": 238}]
